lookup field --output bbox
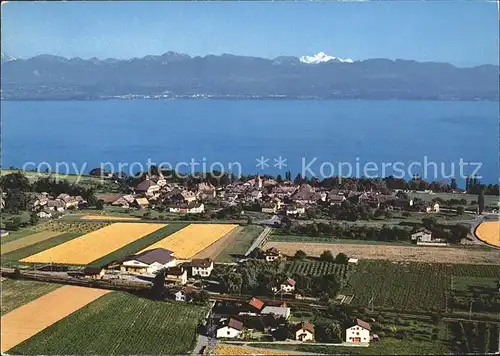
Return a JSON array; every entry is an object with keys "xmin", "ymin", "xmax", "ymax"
[
  {"xmin": 476, "ymin": 221, "xmax": 500, "ymax": 247},
  {"xmin": 20, "ymin": 223, "xmax": 166, "ymax": 265},
  {"xmin": 191, "ymin": 226, "xmax": 242, "ymax": 260},
  {"xmin": 285, "ymin": 260, "xmax": 350, "ymax": 278},
  {"xmin": 342, "ymin": 260, "xmax": 500, "ymax": 312},
  {"xmin": 409, "ymin": 191, "xmax": 499, "ymax": 207},
  {"xmin": 451, "ymin": 276, "xmax": 499, "ymax": 293},
  {"xmin": 1, "ymin": 279, "xmax": 61, "ymax": 316},
  {"xmin": 31, "ymin": 220, "xmax": 111, "ymax": 234},
  {"xmin": 215, "ymin": 345, "xmax": 290, "ymax": 355},
  {"xmin": 2, "ymin": 232, "xmax": 82, "ymax": 263},
  {"xmin": 215, "ymin": 225, "xmax": 264, "ymax": 262},
  {"xmin": 1, "ymin": 286, "xmax": 110, "ymax": 353},
  {"xmin": 11, "ymin": 291, "xmax": 208, "ymax": 355},
  {"xmin": 80, "ymin": 215, "xmax": 141, "ymax": 221},
  {"xmin": 88, "ymin": 224, "xmax": 187, "ymax": 267},
  {"xmin": 264, "ymin": 241, "xmax": 500, "ymax": 265},
  {"xmin": 449, "ymin": 321, "xmax": 500, "ymax": 354},
  {"xmin": 1, "ymin": 231, "xmax": 62, "ymax": 255},
  {"xmin": 140, "ymin": 224, "xmax": 238, "ymax": 259},
  {"xmin": 1, "ymin": 229, "xmax": 39, "ymax": 245}
]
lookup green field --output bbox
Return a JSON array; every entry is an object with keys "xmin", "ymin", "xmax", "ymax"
[
  {"xmin": 449, "ymin": 321, "xmax": 500, "ymax": 354},
  {"xmin": 250, "ymin": 337, "xmax": 451, "ymax": 355},
  {"xmin": 216, "ymin": 225, "xmax": 264, "ymax": 262},
  {"xmin": 2, "ymin": 232, "xmax": 82, "ymax": 263},
  {"xmin": 285, "ymin": 260, "xmax": 351, "ymax": 278},
  {"xmin": 1, "ymin": 278, "xmax": 61, "ymax": 315},
  {"xmin": 343, "ymin": 261, "xmax": 500, "ymax": 313},
  {"xmin": 88, "ymin": 223, "xmax": 188, "ymax": 267},
  {"xmin": 11, "ymin": 291, "xmax": 208, "ymax": 355},
  {"xmin": 1, "ymin": 229, "xmax": 37, "ymax": 245},
  {"xmin": 451, "ymin": 276, "xmax": 499, "ymax": 293},
  {"xmin": 1, "ymin": 169, "xmax": 103, "ymax": 184}
]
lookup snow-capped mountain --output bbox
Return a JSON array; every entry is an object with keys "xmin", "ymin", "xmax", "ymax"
[{"xmin": 299, "ymin": 52, "xmax": 354, "ymax": 64}]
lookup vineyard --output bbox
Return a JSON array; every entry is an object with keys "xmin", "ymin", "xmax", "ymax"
[
  {"xmin": 449, "ymin": 321, "xmax": 500, "ymax": 354},
  {"xmin": 343, "ymin": 261, "xmax": 500, "ymax": 312},
  {"xmin": 11, "ymin": 291, "xmax": 208, "ymax": 355},
  {"xmin": 285, "ymin": 260, "xmax": 350, "ymax": 279},
  {"xmin": 1, "ymin": 279, "xmax": 61, "ymax": 316}
]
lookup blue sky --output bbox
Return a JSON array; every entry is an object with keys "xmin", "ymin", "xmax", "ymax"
[{"xmin": 1, "ymin": 1, "xmax": 498, "ymax": 67}]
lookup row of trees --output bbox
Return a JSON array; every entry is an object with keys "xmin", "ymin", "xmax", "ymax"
[{"xmin": 282, "ymin": 221, "xmax": 411, "ymax": 242}]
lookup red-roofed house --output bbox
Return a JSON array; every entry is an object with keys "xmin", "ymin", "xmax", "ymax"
[
  {"xmin": 345, "ymin": 319, "xmax": 371, "ymax": 343},
  {"xmin": 248, "ymin": 297, "xmax": 264, "ymax": 311}
]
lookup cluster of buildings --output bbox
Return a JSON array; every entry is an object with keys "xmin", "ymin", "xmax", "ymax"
[
  {"xmin": 104, "ymin": 174, "xmax": 209, "ymax": 214},
  {"xmin": 211, "ymin": 297, "xmax": 375, "ymax": 344},
  {"xmin": 29, "ymin": 193, "xmax": 87, "ymax": 218},
  {"xmin": 97, "ymin": 174, "xmax": 447, "ymax": 218}
]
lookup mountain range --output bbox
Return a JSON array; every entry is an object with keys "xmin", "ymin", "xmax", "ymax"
[{"xmin": 1, "ymin": 52, "xmax": 498, "ymax": 100}]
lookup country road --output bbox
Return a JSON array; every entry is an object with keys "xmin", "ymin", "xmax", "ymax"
[{"xmin": 244, "ymin": 227, "xmax": 273, "ymax": 256}]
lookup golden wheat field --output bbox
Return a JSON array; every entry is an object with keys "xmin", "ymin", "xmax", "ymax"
[
  {"xmin": 140, "ymin": 224, "xmax": 237, "ymax": 259},
  {"xmin": 476, "ymin": 221, "xmax": 500, "ymax": 247},
  {"xmin": 1, "ymin": 286, "xmax": 110, "ymax": 353},
  {"xmin": 215, "ymin": 345, "xmax": 290, "ymax": 355},
  {"xmin": 1, "ymin": 231, "xmax": 62, "ymax": 255},
  {"xmin": 20, "ymin": 223, "xmax": 166, "ymax": 265}
]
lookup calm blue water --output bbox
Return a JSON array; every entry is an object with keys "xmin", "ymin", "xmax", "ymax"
[{"xmin": 2, "ymin": 100, "xmax": 498, "ymax": 186}]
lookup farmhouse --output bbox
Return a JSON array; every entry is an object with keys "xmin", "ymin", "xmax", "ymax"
[
  {"xmin": 165, "ymin": 266, "xmax": 188, "ymax": 285},
  {"xmin": 174, "ymin": 286, "xmax": 195, "ymax": 302},
  {"xmin": 46, "ymin": 199, "xmax": 66, "ymax": 212},
  {"xmin": 294, "ymin": 321, "xmax": 315, "ymax": 341},
  {"xmin": 111, "ymin": 195, "xmax": 135, "ymax": 208},
  {"xmin": 426, "ymin": 203, "xmax": 440, "ymax": 213},
  {"xmin": 264, "ymin": 247, "xmax": 281, "ymax": 262},
  {"xmin": 328, "ymin": 193, "xmax": 346, "ymax": 206},
  {"xmin": 345, "ymin": 319, "xmax": 371, "ymax": 343},
  {"xmin": 134, "ymin": 197, "xmax": 150, "ymax": 209},
  {"xmin": 191, "ymin": 258, "xmax": 214, "ymax": 277},
  {"xmin": 83, "ymin": 266, "xmax": 106, "ymax": 279},
  {"xmin": 411, "ymin": 229, "xmax": 433, "ymax": 243},
  {"xmin": 120, "ymin": 248, "xmax": 177, "ymax": 274},
  {"xmin": 135, "ymin": 178, "xmax": 160, "ymax": 195},
  {"xmin": 216, "ymin": 318, "xmax": 244, "ymax": 339}
]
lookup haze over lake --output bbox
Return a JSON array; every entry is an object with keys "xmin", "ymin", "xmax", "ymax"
[{"xmin": 2, "ymin": 100, "xmax": 498, "ymax": 185}]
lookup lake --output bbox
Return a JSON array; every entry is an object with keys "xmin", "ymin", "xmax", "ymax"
[{"xmin": 2, "ymin": 100, "xmax": 498, "ymax": 186}]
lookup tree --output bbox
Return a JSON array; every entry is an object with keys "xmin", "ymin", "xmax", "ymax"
[
  {"xmin": 150, "ymin": 270, "xmax": 166, "ymax": 300},
  {"xmin": 294, "ymin": 250, "xmax": 307, "ymax": 260},
  {"xmin": 319, "ymin": 250, "xmax": 334, "ymax": 262},
  {"xmin": 194, "ymin": 290, "xmax": 210, "ymax": 305},
  {"xmin": 29, "ymin": 212, "xmax": 40, "ymax": 226},
  {"xmin": 478, "ymin": 188, "xmax": 485, "ymax": 214},
  {"xmin": 449, "ymin": 224, "xmax": 470, "ymax": 243},
  {"xmin": 6, "ymin": 217, "xmax": 22, "ymax": 231},
  {"xmin": 450, "ymin": 177, "xmax": 457, "ymax": 190},
  {"xmin": 335, "ymin": 253, "xmax": 349, "ymax": 264},
  {"xmin": 422, "ymin": 216, "xmax": 438, "ymax": 230},
  {"xmin": 276, "ymin": 174, "xmax": 283, "ymax": 183},
  {"xmin": 456, "ymin": 206, "xmax": 465, "ymax": 215},
  {"xmin": 95, "ymin": 199, "xmax": 104, "ymax": 210}
]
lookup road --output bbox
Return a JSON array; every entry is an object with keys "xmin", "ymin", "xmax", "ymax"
[
  {"xmin": 456, "ymin": 213, "xmax": 500, "ymax": 250},
  {"xmin": 244, "ymin": 227, "xmax": 273, "ymax": 256}
]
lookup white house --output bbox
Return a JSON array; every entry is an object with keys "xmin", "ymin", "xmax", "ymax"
[
  {"xmin": 264, "ymin": 247, "xmax": 281, "ymax": 262},
  {"xmin": 216, "ymin": 318, "xmax": 244, "ymax": 339},
  {"xmin": 345, "ymin": 319, "xmax": 371, "ymax": 343},
  {"xmin": 261, "ymin": 306, "xmax": 291, "ymax": 319},
  {"xmin": 174, "ymin": 286, "xmax": 195, "ymax": 302},
  {"xmin": 191, "ymin": 258, "xmax": 214, "ymax": 277},
  {"xmin": 286, "ymin": 205, "xmax": 306, "ymax": 216},
  {"xmin": 165, "ymin": 266, "xmax": 188, "ymax": 285},
  {"xmin": 169, "ymin": 203, "xmax": 205, "ymax": 214},
  {"xmin": 294, "ymin": 322, "xmax": 315, "ymax": 341},
  {"xmin": 272, "ymin": 278, "xmax": 296, "ymax": 294},
  {"xmin": 411, "ymin": 229, "xmax": 433, "ymax": 243},
  {"xmin": 120, "ymin": 248, "xmax": 176, "ymax": 275},
  {"xmin": 426, "ymin": 203, "xmax": 440, "ymax": 213},
  {"xmin": 37, "ymin": 209, "xmax": 53, "ymax": 219}
]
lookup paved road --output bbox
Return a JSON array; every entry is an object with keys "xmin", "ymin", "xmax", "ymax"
[{"xmin": 244, "ymin": 227, "xmax": 272, "ymax": 256}]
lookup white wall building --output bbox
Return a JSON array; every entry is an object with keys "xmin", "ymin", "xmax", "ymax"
[{"xmin": 345, "ymin": 319, "xmax": 371, "ymax": 343}]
